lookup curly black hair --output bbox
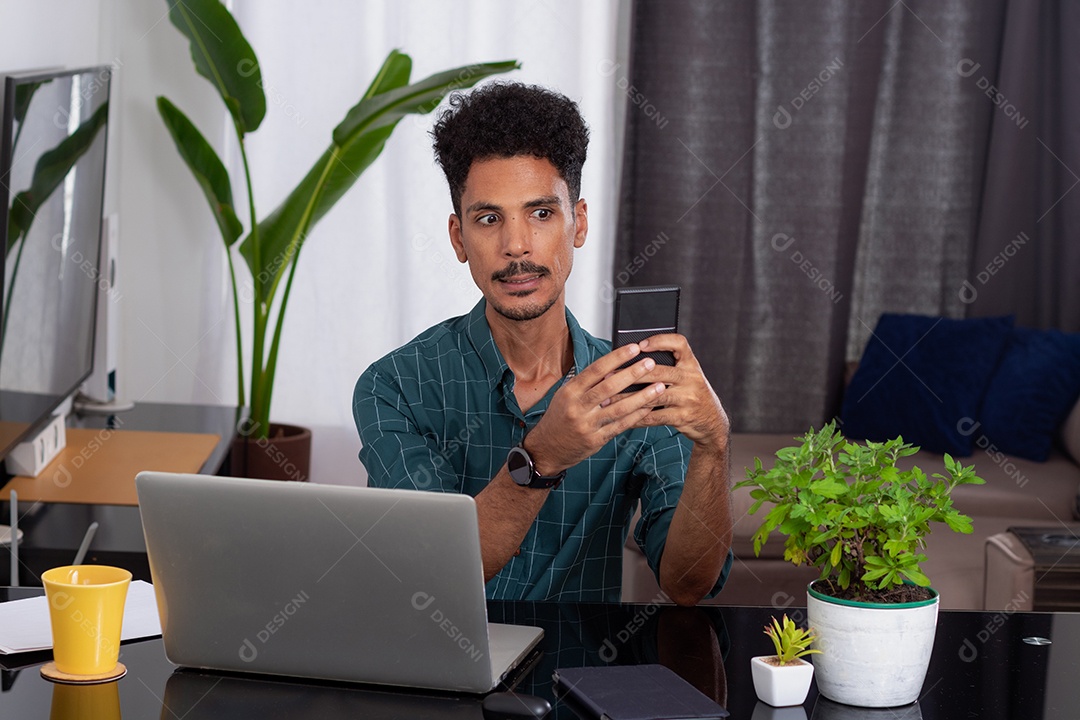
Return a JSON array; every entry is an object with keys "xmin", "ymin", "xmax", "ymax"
[{"xmin": 431, "ymin": 82, "xmax": 590, "ymax": 216}]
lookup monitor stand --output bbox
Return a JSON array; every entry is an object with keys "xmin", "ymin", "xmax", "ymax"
[
  {"xmin": 72, "ymin": 392, "xmax": 135, "ymax": 416},
  {"xmin": 0, "ymin": 525, "xmax": 22, "ymax": 546}
]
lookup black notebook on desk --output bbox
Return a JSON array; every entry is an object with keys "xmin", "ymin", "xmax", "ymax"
[{"xmin": 553, "ymin": 664, "xmax": 729, "ymax": 720}]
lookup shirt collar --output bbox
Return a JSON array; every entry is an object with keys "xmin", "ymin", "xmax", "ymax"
[{"xmin": 465, "ymin": 298, "xmax": 591, "ymax": 391}]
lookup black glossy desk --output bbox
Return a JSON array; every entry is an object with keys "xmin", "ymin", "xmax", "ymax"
[
  {"xmin": 0, "ymin": 596, "xmax": 1076, "ymax": 719},
  {"xmin": 0, "ymin": 402, "xmax": 242, "ymax": 585}
]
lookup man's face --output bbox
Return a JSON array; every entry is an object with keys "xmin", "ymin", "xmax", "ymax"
[{"xmin": 449, "ymin": 155, "xmax": 587, "ymax": 322}]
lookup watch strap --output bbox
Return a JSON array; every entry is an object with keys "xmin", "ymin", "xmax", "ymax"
[{"xmin": 508, "ymin": 441, "xmax": 565, "ymax": 489}]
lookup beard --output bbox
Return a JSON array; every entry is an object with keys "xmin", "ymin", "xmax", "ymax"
[
  {"xmin": 489, "ymin": 260, "xmax": 556, "ymax": 321},
  {"xmin": 490, "ymin": 295, "xmax": 558, "ymax": 321}
]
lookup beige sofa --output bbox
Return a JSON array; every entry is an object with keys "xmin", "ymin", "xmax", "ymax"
[{"xmin": 622, "ymin": 398, "xmax": 1080, "ymax": 610}]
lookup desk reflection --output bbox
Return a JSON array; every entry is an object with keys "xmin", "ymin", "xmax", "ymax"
[
  {"xmin": 162, "ymin": 670, "xmax": 486, "ymax": 720},
  {"xmin": 810, "ymin": 697, "xmax": 922, "ymax": 719},
  {"xmin": 158, "ymin": 602, "xmax": 729, "ymax": 720},
  {"xmin": 49, "ymin": 681, "xmax": 121, "ymax": 720}
]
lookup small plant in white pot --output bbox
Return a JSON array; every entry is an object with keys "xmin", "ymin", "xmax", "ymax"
[
  {"xmin": 751, "ymin": 614, "xmax": 820, "ymax": 707},
  {"xmin": 736, "ymin": 422, "xmax": 984, "ymax": 707}
]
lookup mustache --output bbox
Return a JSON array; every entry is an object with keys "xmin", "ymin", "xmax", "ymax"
[{"xmin": 491, "ymin": 260, "xmax": 550, "ymax": 282}]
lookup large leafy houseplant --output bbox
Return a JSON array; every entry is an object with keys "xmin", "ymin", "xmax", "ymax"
[
  {"xmin": 734, "ymin": 421, "xmax": 985, "ymax": 603},
  {"xmin": 158, "ymin": 0, "xmax": 518, "ymax": 439}
]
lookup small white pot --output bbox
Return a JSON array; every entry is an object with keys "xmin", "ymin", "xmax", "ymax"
[
  {"xmin": 807, "ymin": 581, "xmax": 939, "ymax": 707},
  {"xmin": 751, "ymin": 655, "xmax": 814, "ymax": 707}
]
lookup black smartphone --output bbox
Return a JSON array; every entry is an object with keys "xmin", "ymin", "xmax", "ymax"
[{"xmin": 612, "ymin": 285, "xmax": 681, "ymax": 392}]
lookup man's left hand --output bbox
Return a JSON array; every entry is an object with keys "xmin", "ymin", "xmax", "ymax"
[{"xmin": 619, "ymin": 334, "xmax": 729, "ymax": 450}]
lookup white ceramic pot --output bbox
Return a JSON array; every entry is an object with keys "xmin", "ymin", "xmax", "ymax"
[
  {"xmin": 806, "ymin": 581, "xmax": 939, "ymax": 707},
  {"xmin": 751, "ymin": 655, "xmax": 815, "ymax": 707}
]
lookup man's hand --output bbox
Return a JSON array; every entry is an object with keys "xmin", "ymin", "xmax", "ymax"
[
  {"xmin": 621, "ymin": 334, "xmax": 730, "ymax": 447},
  {"xmin": 523, "ymin": 343, "xmax": 667, "ymax": 475}
]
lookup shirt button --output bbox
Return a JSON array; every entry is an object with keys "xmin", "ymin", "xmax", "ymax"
[
  {"xmin": 518, "ymin": 420, "xmax": 526, "ymax": 428},
  {"xmin": 514, "ymin": 548, "xmax": 522, "ymax": 557}
]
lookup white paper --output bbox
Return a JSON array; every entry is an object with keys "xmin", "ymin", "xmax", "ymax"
[{"xmin": 0, "ymin": 580, "xmax": 162, "ymax": 654}]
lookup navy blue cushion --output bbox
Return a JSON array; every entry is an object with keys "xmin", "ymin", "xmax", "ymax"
[
  {"xmin": 841, "ymin": 314, "xmax": 1014, "ymax": 456},
  {"xmin": 978, "ymin": 328, "xmax": 1080, "ymax": 462}
]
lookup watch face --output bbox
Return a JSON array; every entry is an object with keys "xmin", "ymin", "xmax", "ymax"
[{"xmin": 507, "ymin": 446, "xmax": 532, "ymax": 486}]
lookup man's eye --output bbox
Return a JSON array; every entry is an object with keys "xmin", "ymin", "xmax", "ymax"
[
  {"xmin": 532, "ymin": 208, "xmax": 553, "ymax": 220},
  {"xmin": 478, "ymin": 214, "xmax": 498, "ymax": 226}
]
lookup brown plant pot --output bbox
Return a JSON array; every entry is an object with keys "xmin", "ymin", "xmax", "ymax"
[{"xmin": 230, "ymin": 423, "xmax": 311, "ymax": 481}]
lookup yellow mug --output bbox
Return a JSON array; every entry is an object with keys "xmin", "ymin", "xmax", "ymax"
[{"xmin": 42, "ymin": 565, "xmax": 131, "ymax": 676}]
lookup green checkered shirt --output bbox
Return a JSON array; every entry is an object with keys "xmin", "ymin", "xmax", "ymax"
[{"xmin": 353, "ymin": 299, "xmax": 731, "ymax": 602}]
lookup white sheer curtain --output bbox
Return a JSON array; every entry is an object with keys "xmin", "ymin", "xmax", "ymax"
[{"xmin": 228, "ymin": 0, "xmax": 627, "ymax": 484}]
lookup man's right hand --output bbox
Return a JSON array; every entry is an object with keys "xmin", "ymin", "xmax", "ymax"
[{"xmin": 523, "ymin": 343, "xmax": 666, "ymax": 476}]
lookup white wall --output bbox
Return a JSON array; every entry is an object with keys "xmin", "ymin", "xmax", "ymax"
[
  {"xmin": 0, "ymin": 1, "xmax": 105, "ymax": 72},
  {"xmin": 0, "ymin": 0, "xmax": 111, "ymax": 215},
  {"xmin": 1, "ymin": 1, "xmax": 627, "ymax": 485},
  {"xmin": 106, "ymin": 0, "xmax": 235, "ymax": 410}
]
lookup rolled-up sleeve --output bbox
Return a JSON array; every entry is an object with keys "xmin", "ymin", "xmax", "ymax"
[
  {"xmin": 353, "ymin": 365, "xmax": 461, "ymax": 493},
  {"xmin": 632, "ymin": 428, "xmax": 732, "ymax": 599}
]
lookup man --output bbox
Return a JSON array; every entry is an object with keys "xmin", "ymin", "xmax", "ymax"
[{"xmin": 354, "ymin": 82, "xmax": 732, "ymax": 605}]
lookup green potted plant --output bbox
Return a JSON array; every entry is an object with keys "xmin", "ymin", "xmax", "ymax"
[
  {"xmin": 751, "ymin": 614, "xmax": 819, "ymax": 707},
  {"xmin": 157, "ymin": 0, "xmax": 517, "ymax": 478},
  {"xmin": 735, "ymin": 422, "xmax": 984, "ymax": 707}
]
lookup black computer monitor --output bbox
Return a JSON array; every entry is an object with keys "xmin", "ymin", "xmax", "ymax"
[{"xmin": 0, "ymin": 65, "xmax": 111, "ymax": 460}]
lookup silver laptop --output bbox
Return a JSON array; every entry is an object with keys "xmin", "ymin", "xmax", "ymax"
[{"xmin": 135, "ymin": 472, "xmax": 543, "ymax": 693}]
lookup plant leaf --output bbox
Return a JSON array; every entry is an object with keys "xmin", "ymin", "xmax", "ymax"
[
  {"xmin": 7, "ymin": 100, "xmax": 109, "ymax": 250},
  {"xmin": 360, "ymin": 48, "xmax": 413, "ymax": 100},
  {"xmin": 829, "ymin": 542, "xmax": 842, "ymax": 567},
  {"xmin": 157, "ymin": 96, "xmax": 243, "ymax": 247},
  {"xmin": 332, "ymin": 59, "xmax": 518, "ymax": 145},
  {"xmin": 900, "ymin": 566, "xmax": 931, "ymax": 586},
  {"xmin": 12, "ymin": 79, "xmax": 49, "ymax": 128},
  {"xmin": 239, "ymin": 57, "xmax": 519, "ymax": 302},
  {"xmin": 943, "ymin": 511, "xmax": 974, "ymax": 534},
  {"xmin": 166, "ymin": 0, "xmax": 266, "ymax": 134}
]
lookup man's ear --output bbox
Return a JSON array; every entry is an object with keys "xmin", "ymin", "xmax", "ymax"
[
  {"xmin": 448, "ymin": 214, "xmax": 468, "ymax": 263},
  {"xmin": 573, "ymin": 198, "xmax": 588, "ymax": 249}
]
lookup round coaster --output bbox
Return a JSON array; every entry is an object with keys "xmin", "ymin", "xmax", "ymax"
[{"xmin": 40, "ymin": 662, "xmax": 127, "ymax": 684}]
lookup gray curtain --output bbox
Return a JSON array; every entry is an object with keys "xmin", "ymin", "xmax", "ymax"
[
  {"xmin": 968, "ymin": 1, "xmax": 1080, "ymax": 329},
  {"xmin": 616, "ymin": 0, "xmax": 1077, "ymax": 433}
]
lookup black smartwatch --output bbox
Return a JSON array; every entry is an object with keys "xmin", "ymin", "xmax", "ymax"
[{"xmin": 507, "ymin": 442, "xmax": 565, "ymax": 490}]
